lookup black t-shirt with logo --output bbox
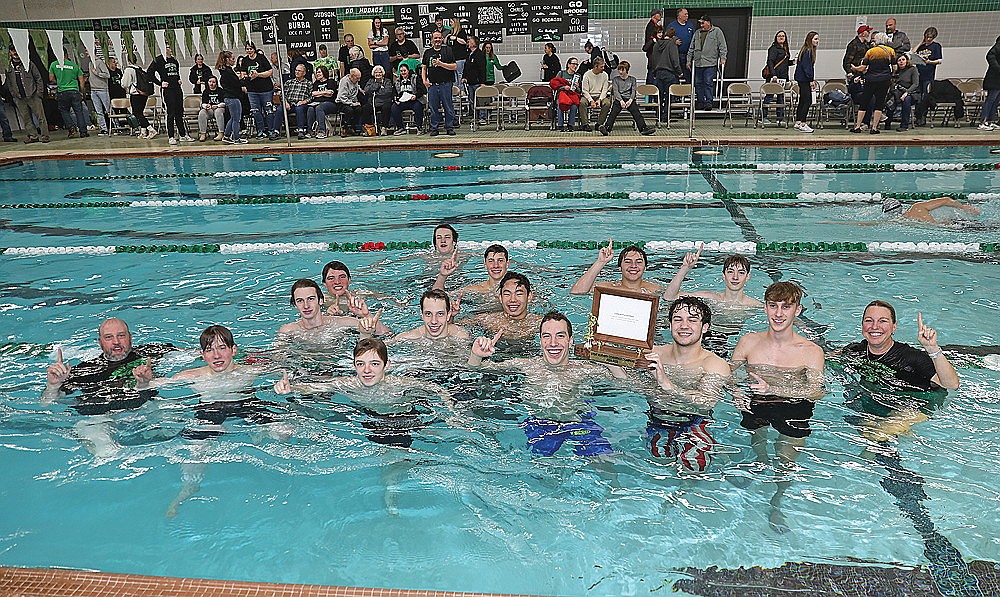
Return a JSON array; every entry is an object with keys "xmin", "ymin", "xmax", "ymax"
[
  {"xmin": 60, "ymin": 343, "xmax": 175, "ymax": 415},
  {"xmin": 240, "ymin": 53, "xmax": 274, "ymax": 93},
  {"xmin": 201, "ymin": 89, "xmax": 223, "ymax": 105},
  {"xmin": 842, "ymin": 340, "xmax": 939, "ymax": 392},
  {"xmin": 422, "ymin": 46, "xmax": 455, "ymax": 84}
]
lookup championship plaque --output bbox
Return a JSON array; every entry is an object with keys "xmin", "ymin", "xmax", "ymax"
[{"xmin": 574, "ymin": 286, "xmax": 658, "ymax": 368}]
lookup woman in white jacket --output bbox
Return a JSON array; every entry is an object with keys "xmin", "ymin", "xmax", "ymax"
[{"xmin": 120, "ymin": 60, "xmax": 158, "ymax": 139}]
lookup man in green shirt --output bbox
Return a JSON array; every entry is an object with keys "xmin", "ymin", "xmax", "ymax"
[{"xmin": 49, "ymin": 52, "xmax": 91, "ymax": 138}]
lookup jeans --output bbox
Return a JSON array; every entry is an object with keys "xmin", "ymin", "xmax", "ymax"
[
  {"xmin": 198, "ymin": 107, "xmax": 226, "ymax": 133},
  {"xmin": 427, "ymin": 82, "xmax": 455, "ymax": 131},
  {"xmin": 694, "ymin": 65, "xmax": 717, "ymax": 107},
  {"xmin": 557, "ymin": 104, "xmax": 577, "ymax": 128},
  {"xmin": 287, "ymin": 103, "xmax": 309, "ymax": 132},
  {"xmin": 603, "ymin": 100, "xmax": 648, "ymax": 132},
  {"xmin": 653, "ymin": 69, "xmax": 679, "ymax": 120},
  {"xmin": 762, "ymin": 93, "xmax": 785, "ymax": 119},
  {"xmin": 247, "ymin": 90, "xmax": 275, "ymax": 134},
  {"xmin": 14, "ymin": 95, "xmax": 48, "ymax": 137},
  {"xmin": 312, "ymin": 101, "xmax": 338, "ymax": 132},
  {"xmin": 885, "ymin": 94, "xmax": 915, "ymax": 128},
  {"xmin": 455, "ymin": 59, "xmax": 466, "ymax": 86},
  {"xmin": 391, "ymin": 99, "xmax": 424, "ymax": 129},
  {"xmin": 373, "ymin": 51, "xmax": 391, "ymax": 73},
  {"xmin": 57, "ymin": 90, "xmax": 90, "ymax": 132},
  {"xmin": 223, "ymin": 97, "xmax": 243, "ymax": 140},
  {"xmin": 91, "ymin": 89, "xmax": 111, "ymax": 132},
  {"xmin": 980, "ymin": 89, "xmax": 1000, "ymax": 124},
  {"xmin": 0, "ymin": 104, "xmax": 12, "ymax": 139}
]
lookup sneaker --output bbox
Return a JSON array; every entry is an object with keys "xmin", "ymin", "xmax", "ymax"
[
  {"xmin": 315, "ymin": 131, "xmax": 328, "ymax": 139},
  {"xmin": 180, "ymin": 135, "xmax": 195, "ymax": 142},
  {"xmin": 41, "ymin": 135, "xmax": 50, "ymax": 143},
  {"xmin": 393, "ymin": 128, "xmax": 408, "ymax": 136},
  {"xmin": 67, "ymin": 129, "xmax": 79, "ymax": 138},
  {"xmin": 798, "ymin": 123, "xmax": 814, "ymax": 133},
  {"xmin": 80, "ymin": 132, "xmax": 90, "ymax": 138},
  {"xmin": 237, "ymin": 137, "xmax": 248, "ymax": 144},
  {"xmin": 979, "ymin": 123, "xmax": 994, "ymax": 131},
  {"xmin": 214, "ymin": 132, "xmax": 225, "ymax": 141},
  {"xmin": 297, "ymin": 131, "xmax": 306, "ymax": 140},
  {"xmin": 341, "ymin": 128, "xmax": 350, "ymax": 138},
  {"xmin": 446, "ymin": 128, "xmax": 456, "ymax": 135},
  {"xmin": 87, "ymin": 124, "xmax": 97, "ymax": 131},
  {"xmin": 222, "ymin": 136, "xmax": 237, "ymax": 144},
  {"xmin": 579, "ymin": 124, "xmax": 592, "ymax": 132},
  {"xmin": 478, "ymin": 119, "xmax": 488, "ymax": 125},
  {"xmin": 762, "ymin": 118, "xmax": 772, "ymax": 125},
  {"xmin": 24, "ymin": 136, "xmax": 38, "ymax": 144},
  {"xmin": 256, "ymin": 132, "xmax": 268, "ymax": 139},
  {"xmin": 268, "ymin": 131, "xmax": 280, "ymax": 141},
  {"xmin": 429, "ymin": 129, "xmax": 439, "ymax": 136},
  {"xmin": 169, "ymin": 137, "xmax": 178, "ymax": 145},
  {"xmin": 896, "ymin": 126, "xmax": 909, "ymax": 132},
  {"xmin": 198, "ymin": 133, "xmax": 207, "ymax": 142},
  {"xmin": 850, "ymin": 127, "xmax": 864, "ymax": 133},
  {"xmin": 598, "ymin": 125, "xmax": 609, "ymax": 136},
  {"xmin": 146, "ymin": 130, "xmax": 158, "ymax": 140},
  {"xmin": 641, "ymin": 127, "xmax": 656, "ymax": 135},
  {"xmin": 869, "ymin": 128, "xmax": 880, "ymax": 135}
]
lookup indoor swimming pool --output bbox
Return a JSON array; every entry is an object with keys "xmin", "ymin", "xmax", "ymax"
[{"xmin": 0, "ymin": 146, "xmax": 998, "ymax": 596}]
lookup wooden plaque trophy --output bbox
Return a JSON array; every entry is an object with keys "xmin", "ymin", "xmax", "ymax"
[{"xmin": 573, "ymin": 286, "xmax": 659, "ymax": 368}]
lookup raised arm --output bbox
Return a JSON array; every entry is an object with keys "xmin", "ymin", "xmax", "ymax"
[
  {"xmin": 468, "ymin": 329, "xmax": 502, "ymax": 366},
  {"xmin": 569, "ymin": 237, "xmax": 615, "ymax": 295},
  {"xmin": 41, "ymin": 347, "xmax": 71, "ymax": 403},
  {"xmin": 917, "ymin": 313, "xmax": 959, "ymax": 390},
  {"xmin": 662, "ymin": 242, "xmax": 703, "ymax": 301},
  {"xmin": 432, "ymin": 250, "xmax": 459, "ymax": 291}
]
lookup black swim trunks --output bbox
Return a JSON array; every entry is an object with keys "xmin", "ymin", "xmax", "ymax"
[
  {"xmin": 360, "ymin": 409, "xmax": 426, "ymax": 449},
  {"xmin": 739, "ymin": 396, "xmax": 815, "ymax": 438},
  {"xmin": 182, "ymin": 397, "xmax": 278, "ymax": 440}
]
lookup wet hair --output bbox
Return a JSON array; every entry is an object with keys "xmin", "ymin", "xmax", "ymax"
[
  {"xmin": 354, "ymin": 337, "xmax": 388, "ymax": 363},
  {"xmin": 722, "ymin": 254, "xmax": 751, "ymax": 273},
  {"xmin": 668, "ymin": 297, "xmax": 712, "ymax": 326},
  {"xmin": 540, "ymin": 310, "xmax": 572, "ymax": 337},
  {"xmin": 763, "ymin": 281, "xmax": 803, "ymax": 305},
  {"xmin": 199, "ymin": 325, "xmax": 235, "ymax": 351},
  {"xmin": 290, "ymin": 278, "xmax": 323, "ymax": 306},
  {"xmin": 484, "ymin": 244, "xmax": 508, "ymax": 260},
  {"xmin": 617, "ymin": 244, "xmax": 648, "ymax": 268},
  {"xmin": 433, "ymin": 223, "xmax": 458, "ymax": 244},
  {"xmin": 864, "ymin": 300, "xmax": 897, "ymax": 323},
  {"xmin": 420, "ymin": 288, "xmax": 451, "ymax": 313},
  {"xmin": 498, "ymin": 271, "xmax": 531, "ymax": 295},
  {"xmin": 322, "ymin": 260, "xmax": 351, "ymax": 280}
]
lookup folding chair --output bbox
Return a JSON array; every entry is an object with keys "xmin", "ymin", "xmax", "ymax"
[
  {"xmin": 637, "ymin": 83, "xmax": 661, "ymax": 127},
  {"xmin": 817, "ymin": 81, "xmax": 853, "ymax": 129},
  {"xmin": 666, "ymin": 83, "xmax": 692, "ymax": 129},
  {"xmin": 500, "ymin": 85, "xmax": 528, "ymax": 130},
  {"xmin": 108, "ymin": 98, "xmax": 134, "ymax": 135},
  {"xmin": 723, "ymin": 82, "xmax": 754, "ymax": 128},
  {"xmin": 758, "ymin": 81, "xmax": 788, "ymax": 127},
  {"xmin": 472, "ymin": 85, "xmax": 501, "ymax": 131}
]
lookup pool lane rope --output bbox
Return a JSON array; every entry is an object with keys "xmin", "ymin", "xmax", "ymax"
[
  {"xmin": 2, "ymin": 162, "xmax": 999, "ymax": 182},
  {"xmin": 3, "ymin": 240, "xmax": 998, "ymax": 257},
  {"xmin": 4, "ymin": 191, "xmax": 996, "ymax": 211}
]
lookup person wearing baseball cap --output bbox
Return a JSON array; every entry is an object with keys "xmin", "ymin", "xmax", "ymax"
[{"xmin": 844, "ymin": 25, "xmax": 874, "ymax": 76}]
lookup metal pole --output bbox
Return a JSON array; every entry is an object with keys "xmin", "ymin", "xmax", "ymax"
[
  {"xmin": 688, "ymin": 63, "xmax": 695, "ymax": 139},
  {"xmin": 269, "ymin": 16, "xmax": 292, "ymax": 149}
]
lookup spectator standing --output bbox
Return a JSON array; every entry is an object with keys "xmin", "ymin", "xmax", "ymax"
[
  {"xmin": 643, "ymin": 8, "xmax": 663, "ymax": 83},
  {"xmin": 388, "ymin": 28, "xmax": 420, "ymax": 73},
  {"xmin": 483, "ymin": 42, "xmax": 502, "ymax": 84},
  {"xmin": 269, "ymin": 51, "xmax": 284, "ymax": 91},
  {"xmin": 650, "ymin": 26, "xmax": 682, "ymax": 121},
  {"xmin": 852, "ymin": 32, "xmax": 896, "ymax": 134},
  {"xmin": 120, "ymin": 57, "xmax": 157, "ymax": 139},
  {"xmin": 338, "ymin": 34, "xmax": 360, "ymax": 78},
  {"xmin": 148, "ymin": 43, "xmax": 192, "ymax": 144},
  {"xmin": 978, "ymin": 36, "xmax": 1000, "ymax": 130},
  {"xmin": 348, "ymin": 45, "xmax": 374, "ymax": 87},
  {"xmin": 463, "ymin": 36, "xmax": 487, "ymax": 122},
  {"xmin": 580, "ymin": 56, "xmax": 611, "ymax": 131},
  {"xmin": 239, "ymin": 42, "xmax": 277, "ymax": 140},
  {"xmin": 885, "ymin": 18, "xmax": 911, "ymax": 54},
  {"xmin": 49, "ymin": 50, "xmax": 90, "ymax": 138},
  {"xmin": 914, "ymin": 27, "xmax": 943, "ymax": 95},
  {"xmin": 216, "ymin": 50, "xmax": 246, "ymax": 144},
  {"xmin": 88, "ymin": 47, "xmax": 112, "ymax": 136},
  {"xmin": 422, "ymin": 30, "xmax": 457, "ymax": 136},
  {"xmin": 689, "ymin": 15, "xmax": 727, "ymax": 111},
  {"xmin": 107, "ymin": 57, "xmax": 125, "ymax": 99},
  {"xmin": 666, "ymin": 8, "xmax": 695, "ymax": 83},
  {"xmin": 844, "ymin": 25, "xmax": 873, "ymax": 112},
  {"xmin": 447, "ymin": 18, "xmax": 470, "ymax": 85},
  {"xmin": 541, "ymin": 43, "xmax": 561, "ymax": 81},
  {"xmin": 762, "ymin": 30, "xmax": 792, "ymax": 123},
  {"xmin": 310, "ymin": 65, "xmax": 338, "ymax": 139},
  {"xmin": 197, "ymin": 76, "xmax": 226, "ymax": 141},
  {"xmin": 369, "ymin": 17, "xmax": 391, "ymax": 73},
  {"xmin": 3, "ymin": 47, "xmax": 48, "ymax": 142},
  {"xmin": 189, "ymin": 54, "xmax": 213, "ymax": 94},
  {"xmin": 793, "ymin": 31, "xmax": 818, "ymax": 133},
  {"xmin": 313, "ymin": 45, "xmax": 337, "ymax": 73}
]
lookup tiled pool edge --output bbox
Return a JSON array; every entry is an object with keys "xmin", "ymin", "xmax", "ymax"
[{"xmin": 0, "ymin": 567, "xmax": 554, "ymax": 597}]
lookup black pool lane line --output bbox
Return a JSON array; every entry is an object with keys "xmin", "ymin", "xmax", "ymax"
[{"xmin": 692, "ymin": 153, "xmax": 984, "ymax": 597}]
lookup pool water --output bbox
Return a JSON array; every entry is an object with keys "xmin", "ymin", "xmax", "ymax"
[{"xmin": 1, "ymin": 147, "xmax": 999, "ymax": 596}]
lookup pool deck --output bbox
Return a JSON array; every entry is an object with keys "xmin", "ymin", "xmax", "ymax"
[
  {"xmin": 1, "ymin": 117, "xmax": 998, "ymax": 163},
  {"xmin": 0, "ymin": 567, "xmax": 552, "ymax": 597}
]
